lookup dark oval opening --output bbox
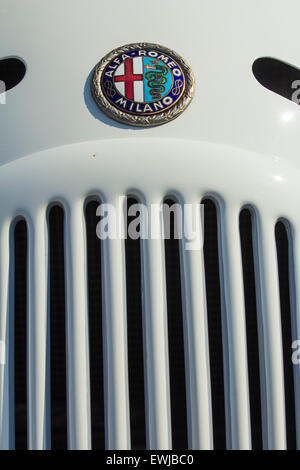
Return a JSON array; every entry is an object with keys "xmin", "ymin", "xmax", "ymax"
[
  {"xmin": 0, "ymin": 58, "xmax": 26, "ymax": 94},
  {"xmin": 252, "ymin": 57, "xmax": 300, "ymax": 104}
]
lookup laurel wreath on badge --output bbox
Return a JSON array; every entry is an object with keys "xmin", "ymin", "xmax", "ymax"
[{"xmin": 91, "ymin": 42, "xmax": 195, "ymax": 127}]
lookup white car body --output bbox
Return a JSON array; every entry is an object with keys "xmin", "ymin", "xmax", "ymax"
[{"xmin": 0, "ymin": 0, "xmax": 300, "ymax": 451}]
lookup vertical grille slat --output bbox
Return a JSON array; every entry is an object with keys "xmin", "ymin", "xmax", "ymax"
[
  {"xmin": 101, "ymin": 197, "xmax": 130, "ymax": 450},
  {"xmin": 64, "ymin": 202, "xmax": 91, "ymax": 449},
  {"xmin": 14, "ymin": 219, "xmax": 28, "ymax": 450},
  {"xmin": 49, "ymin": 206, "xmax": 67, "ymax": 450},
  {"xmin": 218, "ymin": 205, "xmax": 251, "ymax": 449},
  {"xmin": 253, "ymin": 215, "xmax": 286, "ymax": 449},
  {"xmin": 140, "ymin": 199, "xmax": 171, "ymax": 450},
  {"xmin": 239, "ymin": 209, "xmax": 263, "ymax": 449},
  {"xmin": 176, "ymin": 199, "xmax": 213, "ymax": 449},
  {"xmin": 0, "ymin": 221, "xmax": 12, "ymax": 449},
  {"xmin": 85, "ymin": 200, "xmax": 105, "ymax": 450},
  {"xmin": 164, "ymin": 199, "xmax": 189, "ymax": 450},
  {"xmin": 27, "ymin": 211, "xmax": 50, "ymax": 449},
  {"xmin": 125, "ymin": 198, "xmax": 146, "ymax": 450},
  {"xmin": 275, "ymin": 221, "xmax": 297, "ymax": 449},
  {"xmin": 203, "ymin": 199, "xmax": 226, "ymax": 450},
  {"xmin": 288, "ymin": 224, "xmax": 300, "ymax": 449}
]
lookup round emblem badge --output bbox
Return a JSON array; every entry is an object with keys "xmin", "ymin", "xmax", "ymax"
[{"xmin": 91, "ymin": 43, "xmax": 194, "ymax": 127}]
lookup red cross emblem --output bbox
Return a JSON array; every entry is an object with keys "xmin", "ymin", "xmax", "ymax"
[{"xmin": 114, "ymin": 59, "xmax": 143, "ymax": 100}]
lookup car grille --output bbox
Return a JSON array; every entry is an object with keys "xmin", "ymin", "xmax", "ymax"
[{"xmin": 0, "ymin": 138, "xmax": 299, "ymax": 450}]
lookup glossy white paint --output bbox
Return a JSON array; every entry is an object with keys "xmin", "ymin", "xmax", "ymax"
[
  {"xmin": 0, "ymin": 221, "xmax": 11, "ymax": 449},
  {"xmin": 1, "ymin": 1, "xmax": 300, "ymax": 167},
  {"xmin": 27, "ymin": 210, "xmax": 50, "ymax": 449},
  {"xmin": 141, "ymin": 200, "xmax": 172, "ymax": 450},
  {"xmin": 253, "ymin": 214, "xmax": 286, "ymax": 449},
  {"xmin": 64, "ymin": 201, "xmax": 92, "ymax": 449},
  {"xmin": 288, "ymin": 226, "xmax": 300, "ymax": 449},
  {"xmin": 1, "ymin": 0, "xmax": 300, "ymax": 451},
  {"xmin": 218, "ymin": 206, "xmax": 252, "ymax": 449},
  {"xmin": 179, "ymin": 197, "xmax": 213, "ymax": 449},
  {"xmin": 101, "ymin": 196, "xmax": 131, "ymax": 450}
]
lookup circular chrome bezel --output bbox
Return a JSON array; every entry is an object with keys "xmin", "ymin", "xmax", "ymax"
[{"xmin": 91, "ymin": 42, "xmax": 195, "ymax": 127}]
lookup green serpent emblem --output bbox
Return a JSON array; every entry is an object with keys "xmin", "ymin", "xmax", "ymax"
[{"xmin": 145, "ymin": 60, "xmax": 169, "ymax": 100}]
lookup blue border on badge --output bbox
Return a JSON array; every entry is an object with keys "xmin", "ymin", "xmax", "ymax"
[{"xmin": 100, "ymin": 48, "xmax": 186, "ymax": 115}]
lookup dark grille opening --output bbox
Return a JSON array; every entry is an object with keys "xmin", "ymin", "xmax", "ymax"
[
  {"xmin": 85, "ymin": 200, "xmax": 105, "ymax": 450},
  {"xmin": 0, "ymin": 58, "xmax": 26, "ymax": 94},
  {"xmin": 252, "ymin": 57, "xmax": 300, "ymax": 104},
  {"xmin": 275, "ymin": 221, "xmax": 296, "ymax": 450},
  {"xmin": 163, "ymin": 199, "xmax": 188, "ymax": 450},
  {"xmin": 49, "ymin": 206, "xmax": 67, "ymax": 450},
  {"xmin": 14, "ymin": 219, "xmax": 28, "ymax": 450},
  {"xmin": 202, "ymin": 199, "xmax": 226, "ymax": 450},
  {"xmin": 125, "ymin": 197, "xmax": 146, "ymax": 449},
  {"xmin": 239, "ymin": 209, "xmax": 262, "ymax": 449}
]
